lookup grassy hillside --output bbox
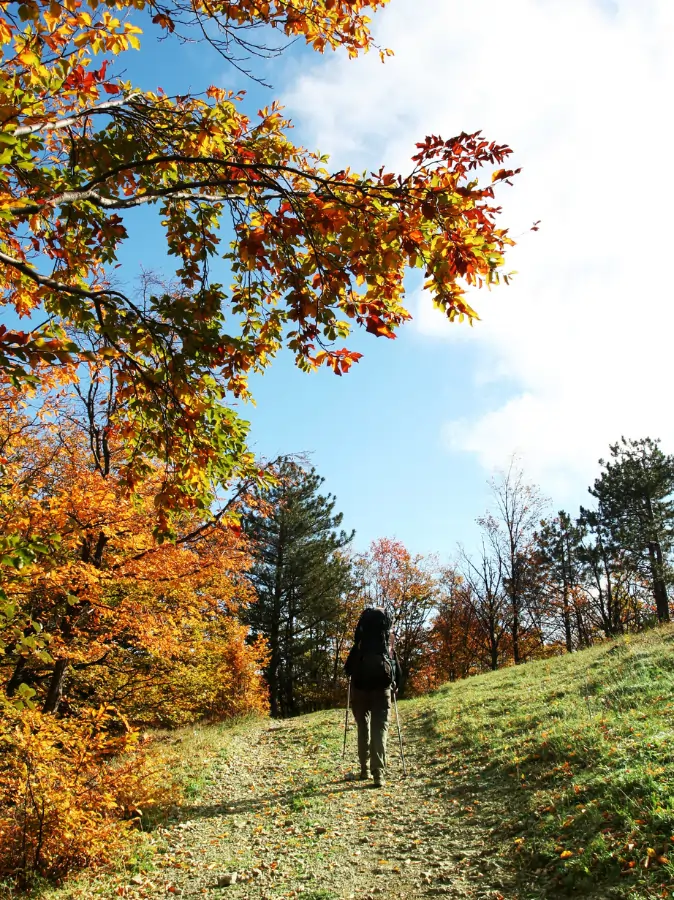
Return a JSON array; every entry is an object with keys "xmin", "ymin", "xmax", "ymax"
[
  {"xmin": 414, "ymin": 624, "xmax": 674, "ymax": 898},
  {"xmin": 39, "ymin": 626, "xmax": 674, "ymax": 900}
]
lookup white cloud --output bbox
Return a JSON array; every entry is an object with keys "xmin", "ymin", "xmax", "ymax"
[{"xmin": 283, "ymin": 0, "xmax": 674, "ymax": 497}]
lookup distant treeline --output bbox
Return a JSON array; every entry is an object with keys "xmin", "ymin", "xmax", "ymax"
[{"xmin": 243, "ymin": 439, "xmax": 674, "ymax": 711}]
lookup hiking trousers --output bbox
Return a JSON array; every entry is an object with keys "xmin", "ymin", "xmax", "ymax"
[{"xmin": 351, "ymin": 687, "xmax": 391, "ymax": 776}]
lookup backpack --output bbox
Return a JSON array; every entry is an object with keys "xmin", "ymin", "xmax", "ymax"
[
  {"xmin": 348, "ymin": 648, "xmax": 395, "ymax": 690},
  {"xmin": 345, "ymin": 608, "xmax": 396, "ymax": 690}
]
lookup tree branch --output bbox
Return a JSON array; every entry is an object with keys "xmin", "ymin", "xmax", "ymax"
[
  {"xmin": 0, "ymin": 248, "xmax": 128, "ymax": 303},
  {"xmin": 13, "ymin": 94, "xmax": 142, "ymax": 137}
]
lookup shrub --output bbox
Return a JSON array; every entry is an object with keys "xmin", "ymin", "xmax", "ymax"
[{"xmin": 0, "ymin": 700, "xmax": 173, "ymax": 887}]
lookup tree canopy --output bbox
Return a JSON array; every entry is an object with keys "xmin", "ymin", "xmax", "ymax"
[
  {"xmin": 0, "ymin": 0, "xmax": 518, "ymax": 527},
  {"xmin": 588, "ymin": 438, "xmax": 674, "ymax": 624}
]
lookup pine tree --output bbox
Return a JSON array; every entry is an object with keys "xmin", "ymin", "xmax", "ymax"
[
  {"xmin": 243, "ymin": 461, "xmax": 354, "ymax": 717},
  {"xmin": 537, "ymin": 511, "xmax": 589, "ymax": 651},
  {"xmin": 589, "ymin": 438, "xmax": 674, "ymax": 624},
  {"xmin": 577, "ymin": 507, "xmax": 635, "ymax": 636}
]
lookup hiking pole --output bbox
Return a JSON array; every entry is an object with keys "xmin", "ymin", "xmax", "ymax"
[
  {"xmin": 342, "ymin": 677, "xmax": 351, "ymax": 758},
  {"xmin": 392, "ymin": 690, "xmax": 407, "ymax": 776},
  {"xmin": 388, "ymin": 626, "xmax": 407, "ymax": 776}
]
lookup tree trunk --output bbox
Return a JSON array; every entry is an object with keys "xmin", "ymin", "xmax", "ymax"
[
  {"xmin": 643, "ymin": 489, "xmax": 670, "ymax": 623},
  {"xmin": 332, "ymin": 638, "xmax": 342, "ymax": 690},
  {"xmin": 267, "ymin": 651, "xmax": 280, "ymax": 718},
  {"xmin": 448, "ymin": 641, "xmax": 456, "ymax": 682},
  {"xmin": 649, "ymin": 541, "xmax": 670, "ymax": 623},
  {"xmin": 574, "ymin": 600, "xmax": 590, "ymax": 648},
  {"xmin": 562, "ymin": 587, "xmax": 573, "ymax": 653},
  {"xmin": 489, "ymin": 618, "xmax": 499, "ymax": 670},
  {"xmin": 397, "ymin": 650, "xmax": 410, "ymax": 697},
  {"xmin": 6, "ymin": 656, "xmax": 27, "ymax": 697},
  {"xmin": 599, "ymin": 541, "xmax": 620, "ymax": 634},
  {"xmin": 490, "ymin": 638, "xmax": 498, "ymax": 671},
  {"xmin": 284, "ymin": 637, "xmax": 295, "ymax": 716},
  {"xmin": 510, "ymin": 554, "xmax": 522, "ymax": 664},
  {"xmin": 267, "ymin": 529, "xmax": 284, "ymax": 718},
  {"xmin": 43, "ymin": 659, "xmax": 68, "ymax": 713},
  {"xmin": 511, "ymin": 606, "xmax": 520, "ymax": 664},
  {"xmin": 283, "ymin": 588, "xmax": 296, "ymax": 716},
  {"xmin": 560, "ymin": 539, "xmax": 573, "ymax": 653}
]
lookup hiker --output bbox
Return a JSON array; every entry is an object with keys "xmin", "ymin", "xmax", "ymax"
[{"xmin": 344, "ymin": 606, "xmax": 401, "ymax": 788}]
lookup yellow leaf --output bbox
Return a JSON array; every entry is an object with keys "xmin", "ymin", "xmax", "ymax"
[{"xmin": 18, "ymin": 49, "xmax": 39, "ymax": 67}]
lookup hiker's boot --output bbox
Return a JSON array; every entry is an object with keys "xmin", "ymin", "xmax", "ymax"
[
  {"xmin": 358, "ymin": 765, "xmax": 370, "ymax": 781},
  {"xmin": 372, "ymin": 771, "xmax": 385, "ymax": 788}
]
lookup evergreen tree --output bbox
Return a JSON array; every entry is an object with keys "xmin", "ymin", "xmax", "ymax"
[
  {"xmin": 589, "ymin": 438, "xmax": 674, "ymax": 624},
  {"xmin": 243, "ymin": 461, "xmax": 354, "ymax": 717},
  {"xmin": 577, "ymin": 507, "xmax": 637, "ymax": 636},
  {"xmin": 537, "ymin": 511, "xmax": 589, "ymax": 652}
]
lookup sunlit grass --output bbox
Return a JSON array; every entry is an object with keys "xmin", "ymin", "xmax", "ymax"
[{"xmin": 410, "ymin": 625, "xmax": 674, "ymax": 898}]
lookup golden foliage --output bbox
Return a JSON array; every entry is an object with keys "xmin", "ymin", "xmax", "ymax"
[
  {"xmin": 0, "ymin": 700, "xmax": 173, "ymax": 886},
  {"xmin": 0, "ymin": 0, "xmax": 516, "ymax": 519},
  {"xmin": 0, "ymin": 390, "xmax": 269, "ymax": 885}
]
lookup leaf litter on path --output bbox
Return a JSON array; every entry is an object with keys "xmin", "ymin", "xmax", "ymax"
[{"xmin": 125, "ymin": 708, "xmax": 515, "ymax": 900}]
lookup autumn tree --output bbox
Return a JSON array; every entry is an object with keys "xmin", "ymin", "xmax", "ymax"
[
  {"xmin": 243, "ymin": 460, "xmax": 353, "ymax": 717},
  {"xmin": 0, "ymin": 0, "xmax": 519, "ymax": 537},
  {"xmin": 0, "ymin": 389, "xmax": 267, "ymax": 722},
  {"xmin": 588, "ymin": 438, "xmax": 674, "ymax": 624},
  {"xmin": 422, "ymin": 566, "xmax": 480, "ymax": 688},
  {"xmin": 458, "ymin": 536, "xmax": 508, "ymax": 671},
  {"xmin": 355, "ymin": 538, "xmax": 436, "ymax": 694}
]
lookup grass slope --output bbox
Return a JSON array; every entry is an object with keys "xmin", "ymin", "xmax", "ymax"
[
  {"xmin": 42, "ymin": 626, "xmax": 674, "ymax": 900},
  {"xmin": 419, "ymin": 624, "xmax": 674, "ymax": 898}
]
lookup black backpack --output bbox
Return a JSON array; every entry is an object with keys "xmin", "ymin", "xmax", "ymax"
[{"xmin": 345, "ymin": 608, "xmax": 396, "ymax": 690}]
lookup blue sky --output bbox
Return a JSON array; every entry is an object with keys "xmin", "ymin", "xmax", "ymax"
[{"xmin": 112, "ymin": 0, "xmax": 674, "ymax": 557}]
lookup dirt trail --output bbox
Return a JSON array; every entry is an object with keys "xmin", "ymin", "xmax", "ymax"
[{"xmin": 128, "ymin": 705, "xmax": 515, "ymax": 900}]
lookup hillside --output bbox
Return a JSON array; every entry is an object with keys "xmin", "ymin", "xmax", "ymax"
[{"xmin": 44, "ymin": 626, "xmax": 674, "ymax": 900}]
